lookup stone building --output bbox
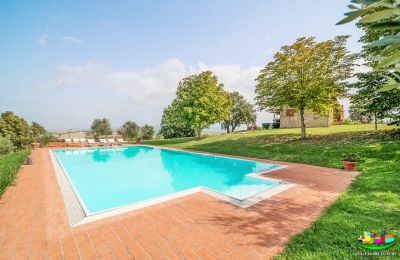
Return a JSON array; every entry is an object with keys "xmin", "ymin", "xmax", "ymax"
[{"xmin": 279, "ymin": 106, "xmax": 344, "ymax": 128}]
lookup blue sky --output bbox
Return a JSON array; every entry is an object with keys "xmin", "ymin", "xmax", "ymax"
[{"xmin": 0, "ymin": 1, "xmax": 363, "ymax": 131}]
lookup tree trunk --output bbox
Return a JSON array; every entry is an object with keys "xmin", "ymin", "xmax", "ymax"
[
  {"xmin": 231, "ymin": 124, "xmax": 236, "ymax": 133},
  {"xmin": 197, "ymin": 124, "xmax": 202, "ymax": 139},
  {"xmin": 374, "ymin": 111, "xmax": 378, "ymax": 131},
  {"xmin": 299, "ymin": 107, "xmax": 306, "ymax": 139},
  {"xmin": 226, "ymin": 125, "xmax": 230, "ymax": 133}
]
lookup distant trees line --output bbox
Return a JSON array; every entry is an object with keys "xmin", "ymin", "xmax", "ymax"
[
  {"xmin": 90, "ymin": 118, "xmax": 155, "ymax": 142},
  {"xmin": 0, "ymin": 110, "xmax": 156, "ymax": 155}
]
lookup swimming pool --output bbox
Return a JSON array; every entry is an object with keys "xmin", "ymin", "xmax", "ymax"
[{"xmin": 53, "ymin": 146, "xmax": 287, "ymax": 215}]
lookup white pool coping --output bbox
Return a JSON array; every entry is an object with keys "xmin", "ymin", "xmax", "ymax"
[{"xmin": 49, "ymin": 146, "xmax": 296, "ymax": 226}]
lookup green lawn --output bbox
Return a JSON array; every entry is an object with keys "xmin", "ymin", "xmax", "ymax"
[
  {"xmin": 144, "ymin": 124, "xmax": 400, "ymax": 259},
  {"xmin": 0, "ymin": 150, "xmax": 30, "ymax": 197}
]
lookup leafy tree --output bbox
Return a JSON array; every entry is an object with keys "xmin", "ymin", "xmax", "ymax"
[
  {"xmin": 159, "ymin": 103, "xmax": 196, "ymax": 139},
  {"xmin": 30, "ymin": 122, "xmax": 46, "ymax": 141},
  {"xmin": 349, "ymin": 104, "xmax": 372, "ymax": 122},
  {"xmin": 221, "ymin": 91, "xmax": 256, "ymax": 133},
  {"xmin": 337, "ymin": 0, "xmax": 400, "ymax": 91},
  {"xmin": 141, "ymin": 124, "xmax": 155, "ymax": 140},
  {"xmin": 119, "ymin": 121, "xmax": 140, "ymax": 141},
  {"xmin": 255, "ymin": 36, "xmax": 355, "ymax": 138},
  {"xmin": 0, "ymin": 111, "xmax": 32, "ymax": 148},
  {"xmin": 0, "ymin": 135, "xmax": 15, "ymax": 155},
  {"xmin": 37, "ymin": 132, "xmax": 58, "ymax": 147},
  {"xmin": 90, "ymin": 118, "xmax": 112, "ymax": 140},
  {"xmin": 350, "ymin": 72, "xmax": 400, "ymax": 130},
  {"xmin": 174, "ymin": 71, "xmax": 231, "ymax": 139}
]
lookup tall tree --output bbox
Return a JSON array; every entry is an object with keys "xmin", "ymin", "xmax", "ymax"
[
  {"xmin": 255, "ymin": 36, "xmax": 355, "ymax": 138},
  {"xmin": 0, "ymin": 111, "xmax": 32, "ymax": 148},
  {"xmin": 175, "ymin": 71, "xmax": 231, "ymax": 139},
  {"xmin": 90, "ymin": 118, "xmax": 112, "ymax": 140},
  {"xmin": 350, "ymin": 72, "xmax": 400, "ymax": 130},
  {"xmin": 30, "ymin": 122, "xmax": 46, "ymax": 141},
  {"xmin": 119, "ymin": 121, "xmax": 140, "ymax": 141},
  {"xmin": 159, "ymin": 102, "xmax": 196, "ymax": 139},
  {"xmin": 338, "ymin": 0, "xmax": 400, "ymax": 91},
  {"xmin": 141, "ymin": 124, "xmax": 155, "ymax": 140},
  {"xmin": 221, "ymin": 91, "xmax": 256, "ymax": 133}
]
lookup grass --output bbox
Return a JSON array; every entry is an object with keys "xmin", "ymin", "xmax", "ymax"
[
  {"xmin": 144, "ymin": 124, "xmax": 400, "ymax": 259},
  {"xmin": 0, "ymin": 149, "xmax": 30, "ymax": 197}
]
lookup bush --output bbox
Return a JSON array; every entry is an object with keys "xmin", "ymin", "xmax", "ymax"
[
  {"xmin": 0, "ymin": 149, "xmax": 30, "ymax": 197},
  {"xmin": 37, "ymin": 132, "xmax": 58, "ymax": 147},
  {"xmin": 343, "ymin": 118, "xmax": 353, "ymax": 125},
  {"xmin": 272, "ymin": 122, "xmax": 280, "ymax": 129},
  {"xmin": 342, "ymin": 153, "xmax": 360, "ymax": 162},
  {"xmin": 0, "ymin": 135, "xmax": 15, "ymax": 155},
  {"xmin": 262, "ymin": 123, "xmax": 271, "ymax": 129}
]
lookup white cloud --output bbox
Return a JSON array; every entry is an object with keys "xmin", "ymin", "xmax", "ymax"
[
  {"xmin": 198, "ymin": 63, "xmax": 261, "ymax": 101},
  {"xmin": 35, "ymin": 34, "xmax": 48, "ymax": 46},
  {"xmin": 57, "ymin": 61, "xmax": 104, "ymax": 74},
  {"xmin": 63, "ymin": 36, "xmax": 83, "ymax": 43},
  {"xmin": 50, "ymin": 58, "xmax": 260, "ymax": 104},
  {"xmin": 42, "ymin": 58, "xmax": 264, "ymax": 127},
  {"xmin": 43, "ymin": 57, "xmax": 365, "ymax": 128}
]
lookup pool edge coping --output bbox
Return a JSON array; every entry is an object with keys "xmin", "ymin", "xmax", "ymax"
[{"xmin": 49, "ymin": 146, "xmax": 296, "ymax": 227}]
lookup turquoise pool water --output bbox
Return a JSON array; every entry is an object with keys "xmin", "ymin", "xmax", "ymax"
[{"xmin": 54, "ymin": 146, "xmax": 283, "ymax": 214}]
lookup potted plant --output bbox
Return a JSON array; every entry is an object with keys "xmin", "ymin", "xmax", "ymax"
[
  {"xmin": 31, "ymin": 142, "xmax": 40, "ymax": 150},
  {"xmin": 342, "ymin": 153, "xmax": 360, "ymax": 171}
]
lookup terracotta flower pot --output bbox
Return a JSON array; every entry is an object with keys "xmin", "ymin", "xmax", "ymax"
[
  {"xmin": 31, "ymin": 143, "xmax": 40, "ymax": 150},
  {"xmin": 343, "ymin": 161, "xmax": 357, "ymax": 171}
]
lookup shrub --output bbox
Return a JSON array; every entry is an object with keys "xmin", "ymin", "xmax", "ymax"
[
  {"xmin": 0, "ymin": 135, "xmax": 15, "ymax": 155},
  {"xmin": 0, "ymin": 149, "xmax": 30, "ymax": 197},
  {"xmin": 262, "ymin": 123, "xmax": 271, "ymax": 129},
  {"xmin": 343, "ymin": 118, "xmax": 353, "ymax": 125},
  {"xmin": 37, "ymin": 132, "xmax": 58, "ymax": 147},
  {"xmin": 342, "ymin": 153, "xmax": 360, "ymax": 162}
]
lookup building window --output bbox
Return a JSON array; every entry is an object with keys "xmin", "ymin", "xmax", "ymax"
[{"xmin": 286, "ymin": 108, "xmax": 295, "ymax": 117}]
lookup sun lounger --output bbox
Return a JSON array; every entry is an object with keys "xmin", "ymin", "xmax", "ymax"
[
  {"xmin": 107, "ymin": 138, "xmax": 117, "ymax": 146},
  {"xmin": 99, "ymin": 138, "xmax": 109, "ymax": 146},
  {"xmin": 87, "ymin": 139, "xmax": 97, "ymax": 147},
  {"xmin": 72, "ymin": 138, "xmax": 81, "ymax": 146},
  {"xmin": 65, "ymin": 138, "xmax": 72, "ymax": 146},
  {"xmin": 116, "ymin": 138, "xmax": 127, "ymax": 145},
  {"xmin": 79, "ymin": 138, "xmax": 87, "ymax": 146}
]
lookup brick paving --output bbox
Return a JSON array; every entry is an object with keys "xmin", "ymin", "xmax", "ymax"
[{"xmin": 0, "ymin": 148, "xmax": 357, "ymax": 259}]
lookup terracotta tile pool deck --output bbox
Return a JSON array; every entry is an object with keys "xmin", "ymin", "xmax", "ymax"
[{"xmin": 0, "ymin": 147, "xmax": 357, "ymax": 259}]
